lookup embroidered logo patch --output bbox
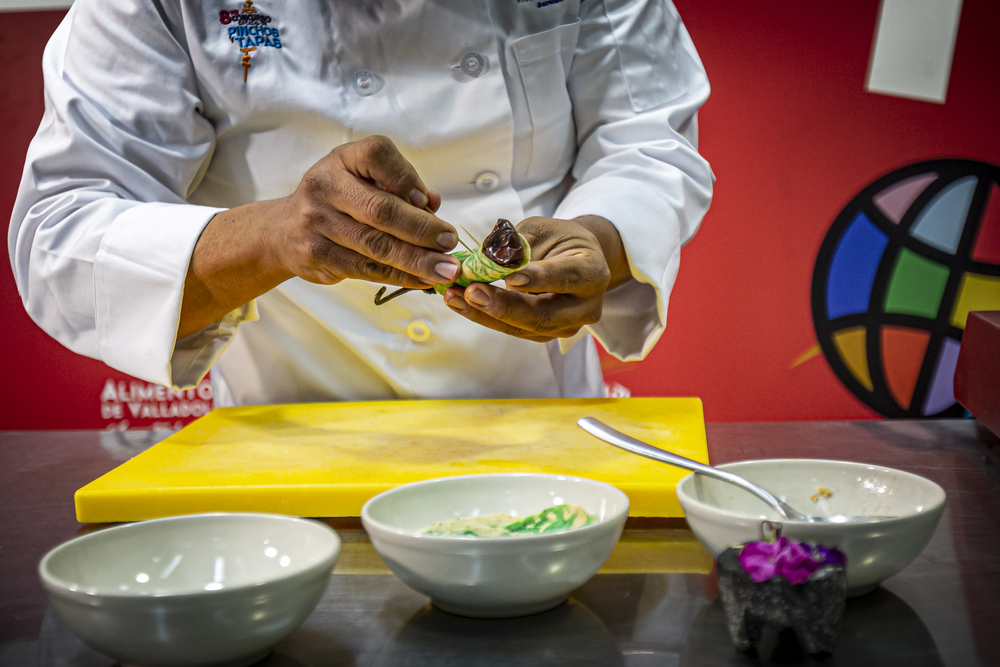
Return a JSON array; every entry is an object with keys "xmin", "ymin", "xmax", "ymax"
[{"xmin": 218, "ymin": 1, "xmax": 282, "ymax": 82}]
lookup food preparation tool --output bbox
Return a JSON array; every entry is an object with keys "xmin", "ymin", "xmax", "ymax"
[
  {"xmin": 361, "ymin": 473, "xmax": 629, "ymax": 617},
  {"xmin": 578, "ymin": 417, "xmax": 894, "ymax": 524},
  {"xmin": 675, "ymin": 459, "xmax": 946, "ymax": 596},
  {"xmin": 39, "ymin": 513, "xmax": 340, "ymax": 667},
  {"xmin": 75, "ymin": 398, "xmax": 708, "ymax": 523}
]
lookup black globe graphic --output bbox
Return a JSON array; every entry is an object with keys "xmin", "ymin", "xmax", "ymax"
[{"xmin": 812, "ymin": 159, "xmax": 1000, "ymax": 418}]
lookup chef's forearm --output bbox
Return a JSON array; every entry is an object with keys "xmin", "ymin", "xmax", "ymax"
[
  {"xmin": 574, "ymin": 215, "xmax": 633, "ymax": 291},
  {"xmin": 178, "ymin": 198, "xmax": 294, "ymax": 339}
]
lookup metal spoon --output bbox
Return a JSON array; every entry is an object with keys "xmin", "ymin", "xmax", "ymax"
[{"xmin": 578, "ymin": 417, "xmax": 895, "ymax": 524}]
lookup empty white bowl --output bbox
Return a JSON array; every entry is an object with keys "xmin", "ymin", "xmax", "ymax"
[
  {"xmin": 676, "ymin": 459, "xmax": 946, "ymax": 596},
  {"xmin": 362, "ymin": 474, "xmax": 629, "ymax": 618},
  {"xmin": 39, "ymin": 513, "xmax": 340, "ymax": 667}
]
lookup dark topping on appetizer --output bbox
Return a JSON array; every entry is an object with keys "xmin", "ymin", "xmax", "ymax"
[{"xmin": 482, "ymin": 219, "xmax": 524, "ymax": 267}]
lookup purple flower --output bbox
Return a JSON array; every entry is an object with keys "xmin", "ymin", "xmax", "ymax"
[
  {"xmin": 811, "ymin": 543, "xmax": 847, "ymax": 567},
  {"xmin": 773, "ymin": 537, "xmax": 819, "ymax": 584},
  {"xmin": 738, "ymin": 536, "xmax": 824, "ymax": 584},
  {"xmin": 738, "ymin": 540, "xmax": 780, "ymax": 582}
]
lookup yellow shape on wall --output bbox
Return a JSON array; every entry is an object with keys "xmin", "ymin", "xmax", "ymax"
[
  {"xmin": 790, "ymin": 344, "xmax": 822, "ymax": 369},
  {"xmin": 832, "ymin": 326, "xmax": 873, "ymax": 391},
  {"xmin": 950, "ymin": 273, "xmax": 1000, "ymax": 328}
]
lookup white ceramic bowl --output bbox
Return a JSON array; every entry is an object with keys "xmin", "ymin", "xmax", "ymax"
[
  {"xmin": 361, "ymin": 474, "xmax": 629, "ymax": 618},
  {"xmin": 676, "ymin": 459, "xmax": 946, "ymax": 596},
  {"xmin": 39, "ymin": 513, "xmax": 340, "ymax": 667}
]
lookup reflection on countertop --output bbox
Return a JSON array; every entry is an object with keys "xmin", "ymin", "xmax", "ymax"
[
  {"xmin": 375, "ymin": 600, "xmax": 623, "ymax": 667},
  {"xmin": 680, "ymin": 589, "xmax": 945, "ymax": 666},
  {"xmin": 327, "ymin": 518, "xmax": 712, "ymax": 576}
]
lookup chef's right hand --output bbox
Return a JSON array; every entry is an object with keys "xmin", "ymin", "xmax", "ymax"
[
  {"xmin": 276, "ymin": 135, "xmax": 461, "ymax": 287},
  {"xmin": 180, "ymin": 136, "xmax": 460, "ymax": 339}
]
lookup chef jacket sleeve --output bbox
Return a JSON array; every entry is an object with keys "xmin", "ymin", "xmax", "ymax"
[
  {"xmin": 7, "ymin": 1, "xmax": 256, "ymax": 390},
  {"xmin": 553, "ymin": 0, "xmax": 713, "ymax": 360}
]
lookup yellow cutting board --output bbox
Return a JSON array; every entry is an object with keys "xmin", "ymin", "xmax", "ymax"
[{"xmin": 75, "ymin": 397, "xmax": 708, "ymax": 523}]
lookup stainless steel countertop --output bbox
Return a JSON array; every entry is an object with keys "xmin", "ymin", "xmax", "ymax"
[{"xmin": 2, "ymin": 419, "xmax": 998, "ymax": 666}]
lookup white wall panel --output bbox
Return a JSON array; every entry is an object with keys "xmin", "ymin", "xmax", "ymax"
[
  {"xmin": 866, "ymin": 0, "xmax": 963, "ymax": 104},
  {"xmin": 0, "ymin": 0, "xmax": 72, "ymax": 11}
]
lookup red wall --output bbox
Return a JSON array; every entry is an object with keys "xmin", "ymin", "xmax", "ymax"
[
  {"xmin": 3, "ymin": 1, "xmax": 999, "ymax": 429},
  {"xmin": 2, "ymin": 11, "xmax": 214, "ymax": 430}
]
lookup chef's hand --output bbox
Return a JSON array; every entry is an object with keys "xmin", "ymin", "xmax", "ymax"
[
  {"xmin": 441, "ymin": 216, "xmax": 632, "ymax": 343},
  {"xmin": 179, "ymin": 136, "xmax": 461, "ymax": 338},
  {"xmin": 275, "ymin": 136, "xmax": 460, "ymax": 287}
]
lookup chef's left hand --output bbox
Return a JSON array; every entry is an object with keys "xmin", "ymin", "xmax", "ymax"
[{"xmin": 442, "ymin": 216, "xmax": 632, "ymax": 342}]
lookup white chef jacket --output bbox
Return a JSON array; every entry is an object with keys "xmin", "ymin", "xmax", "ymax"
[{"xmin": 9, "ymin": 0, "xmax": 713, "ymax": 406}]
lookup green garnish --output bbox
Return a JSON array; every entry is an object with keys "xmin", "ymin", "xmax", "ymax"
[
  {"xmin": 503, "ymin": 504, "xmax": 595, "ymax": 534},
  {"xmin": 419, "ymin": 504, "xmax": 595, "ymax": 537}
]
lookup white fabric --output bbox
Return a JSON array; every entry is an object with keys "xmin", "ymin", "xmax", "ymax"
[{"xmin": 9, "ymin": 0, "xmax": 712, "ymax": 405}]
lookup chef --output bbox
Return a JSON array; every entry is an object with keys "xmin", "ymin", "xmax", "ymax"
[{"xmin": 9, "ymin": 0, "xmax": 713, "ymax": 406}]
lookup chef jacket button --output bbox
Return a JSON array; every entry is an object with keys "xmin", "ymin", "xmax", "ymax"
[
  {"xmin": 474, "ymin": 171, "xmax": 501, "ymax": 193},
  {"xmin": 353, "ymin": 70, "xmax": 380, "ymax": 96},
  {"xmin": 458, "ymin": 52, "xmax": 486, "ymax": 78},
  {"xmin": 407, "ymin": 321, "xmax": 431, "ymax": 343}
]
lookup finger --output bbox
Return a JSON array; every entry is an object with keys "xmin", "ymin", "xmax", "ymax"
[
  {"xmin": 450, "ymin": 283, "xmax": 602, "ymax": 335},
  {"xmin": 327, "ymin": 175, "xmax": 458, "ymax": 252},
  {"xmin": 326, "ymin": 215, "xmax": 461, "ymax": 285},
  {"xmin": 310, "ymin": 239, "xmax": 438, "ymax": 288},
  {"xmin": 445, "ymin": 292, "xmax": 585, "ymax": 342},
  {"xmin": 503, "ymin": 252, "xmax": 609, "ymax": 296},
  {"xmin": 338, "ymin": 135, "xmax": 432, "ymax": 209},
  {"xmin": 443, "ymin": 293, "xmax": 556, "ymax": 342},
  {"xmin": 427, "ymin": 189, "xmax": 442, "ymax": 213}
]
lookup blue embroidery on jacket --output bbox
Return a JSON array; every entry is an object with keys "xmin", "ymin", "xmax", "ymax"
[{"xmin": 219, "ymin": 1, "xmax": 282, "ymax": 82}]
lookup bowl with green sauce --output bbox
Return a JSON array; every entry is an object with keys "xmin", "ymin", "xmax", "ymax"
[{"xmin": 361, "ymin": 473, "xmax": 629, "ymax": 618}]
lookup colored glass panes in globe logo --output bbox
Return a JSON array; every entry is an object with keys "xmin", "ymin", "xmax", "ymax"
[{"xmin": 812, "ymin": 160, "xmax": 1000, "ymax": 418}]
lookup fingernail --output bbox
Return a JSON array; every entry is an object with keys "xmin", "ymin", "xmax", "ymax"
[
  {"xmin": 435, "ymin": 262, "xmax": 459, "ymax": 282},
  {"xmin": 447, "ymin": 297, "xmax": 468, "ymax": 311},
  {"xmin": 419, "ymin": 277, "xmax": 437, "ymax": 286},
  {"xmin": 409, "ymin": 189, "xmax": 428, "ymax": 208},
  {"xmin": 437, "ymin": 232, "xmax": 457, "ymax": 250},
  {"xmin": 507, "ymin": 273, "xmax": 529, "ymax": 287},
  {"xmin": 466, "ymin": 288, "xmax": 490, "ymax": 308}
]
